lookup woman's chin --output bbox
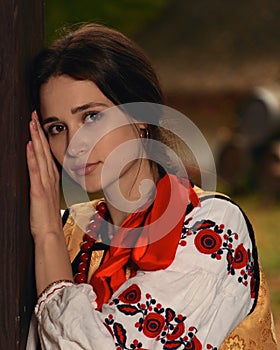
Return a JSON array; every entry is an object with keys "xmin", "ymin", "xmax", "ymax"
[
  {"xmin": 70, "ymin": 175, "xmax": 100, "ymax": 193},
  {"xmin": 83, "ymin": 182, "xmax": 103, "ymax": 197}
]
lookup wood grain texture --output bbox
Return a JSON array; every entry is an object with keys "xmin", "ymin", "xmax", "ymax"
[{"xmin": 0, "ymin": 1, "xmax": 44, "ymax": 348}]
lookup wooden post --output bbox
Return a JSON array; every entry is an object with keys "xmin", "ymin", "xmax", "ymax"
[{"xmin": 0, "ymin": 1, "xmax": 44, "ymax": 348}]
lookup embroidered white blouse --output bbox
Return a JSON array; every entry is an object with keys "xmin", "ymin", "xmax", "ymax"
[{"xmin": 29, "ymin": 195, "xmax": 258, "ymax": 350}]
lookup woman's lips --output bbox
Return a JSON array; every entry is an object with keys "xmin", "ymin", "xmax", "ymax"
[{"xmin": 71, "ymin": 162, "xmax": 100, "ymax": 176}]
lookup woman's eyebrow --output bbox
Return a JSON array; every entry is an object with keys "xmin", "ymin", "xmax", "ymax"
[
  {"xmin": 42, "ymin": 102, "xmax": 110, "ymax": 125},
  {"xmin": 42, "ymin": 117, "xmax": 59, "ymax": 125},
  {"xmin": 71, "ymin": 102, "xmax": 109, "ymax": 115}
]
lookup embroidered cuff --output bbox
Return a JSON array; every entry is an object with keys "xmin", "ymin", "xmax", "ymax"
[{"xmin": 35, "ymin": 280, "xmax": 74, "ymax": 316}]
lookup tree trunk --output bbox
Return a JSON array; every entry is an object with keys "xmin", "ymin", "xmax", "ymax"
[{"xmin": 0, "ymin": 1, "xmax": 44, "ymax": 348}]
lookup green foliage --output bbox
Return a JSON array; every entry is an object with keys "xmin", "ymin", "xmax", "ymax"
[{"xmin": 45, "ymin": 0, "xmax": 169, "ymax": 43}]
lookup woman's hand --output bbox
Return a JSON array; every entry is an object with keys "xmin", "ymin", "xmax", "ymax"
[
  {"xmin": 26, "ymin": 111, "xmax": 62, "ymax": 240},
  {"xmin": 26, "ymin": 111, "xmax": 73, "ymax": 295}
]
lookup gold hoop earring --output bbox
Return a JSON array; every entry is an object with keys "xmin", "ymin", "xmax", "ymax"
[{"xmin": 140, "ymin": 128, "xmax": 149, "ymax": 139}]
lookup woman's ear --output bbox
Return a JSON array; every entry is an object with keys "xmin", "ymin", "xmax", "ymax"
[{"xmin": 137, "ymin": 123, "xmax": 148, "ymax": 130}]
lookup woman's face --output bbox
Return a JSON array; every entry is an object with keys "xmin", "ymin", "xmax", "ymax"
[{"xmin": 40, "ymin": 75, "xmax": 147, "ymax": 194}]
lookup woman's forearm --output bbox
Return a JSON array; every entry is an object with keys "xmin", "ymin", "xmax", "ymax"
[{"xmin": 34, "ymin": 232, "xmax": 74, "ymax": 296}]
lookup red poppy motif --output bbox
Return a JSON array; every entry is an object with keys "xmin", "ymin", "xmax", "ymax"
[
  {"xmin": 232, "ymin": 244, "xmax": 248, "ymax": 269},
  {"xmin": 118, "ymin": 284, "xmax": 142, "ymax": 304},
  {"xmin": 185, "ymin": 336, "xmax": 203, "ymax": 350},
  {"xmin": 166, "ymin": 322, "xmax": 185, "ymax": 340},
  {"xmin": 183, "ymin": 216, "xmax": 257, "ymax": 298},
  {"xmin": 194, "ymin": 229, "xmax": 222, "ymax": 254},
  {"xmin": 106, "ymin": 288, "xmax": 203, "ymax": 349},
  {"xmin": 142, "ymin": 312, "xmax": 165, "ymax": 338}
]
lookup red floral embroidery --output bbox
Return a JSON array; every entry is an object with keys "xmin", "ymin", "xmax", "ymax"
[
  {"xmin": 118, "ymin": 284, "xmax": 142, "ymax": 304},
  {"xmin": 185, "ymin": 335, "xmax": 202, "ymax": 350},
  {"xmin": 113, "ymin": 322, "xmax": 127, "ymax": 347},
  {"xmin": 182, "ymin": 217, "xmax": 257, "ymax": 295},
  {"xmin": 103, "ymin": 322, "xmax": 114, "ymax": 338},
  {"xmin": 206, "ymin": 344, "xmax": 218, "ymax": 350},
  {"xmin": 105, "ymin": 288, "xmax": 203, "ymax": 349},
  {"xmin": 117, "ymin": 304, "xmax": 139, "ymax": 315},
  {"xmin": 166, "ymin": 322, "xmax": 185, "ymax": 340},
  {"xmin": 194, "ymin": 229, "xmax": 222, "ymax": 254},
  {"xmin": 165, "ymin": 308, "xmax": 176, "ymax": 323},
  {"xmin": 231, "ymin": 244, "xmax": 248, "ymax": 269},
  {"xmin": 142, "ymin": 312, "xmax": 165, "ymax": 338}
]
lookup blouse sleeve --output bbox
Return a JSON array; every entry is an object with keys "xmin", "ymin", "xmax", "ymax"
[{"xmin": 35, "ymin": 196, "xmax": 259, "ymax": 350}]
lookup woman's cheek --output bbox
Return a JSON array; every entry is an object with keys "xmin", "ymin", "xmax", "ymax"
[{"xmin": 49, "ymin": 141, "xmax": 65, "ymax": 166}]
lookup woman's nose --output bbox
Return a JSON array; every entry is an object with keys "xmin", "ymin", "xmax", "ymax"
[
  {"xmin": 67, "ymin": 143, "xmax": 89, "ymax": 157},
  {"xmin": 66, "ymin": 128, "xmax": 90, "ymax": 158}
]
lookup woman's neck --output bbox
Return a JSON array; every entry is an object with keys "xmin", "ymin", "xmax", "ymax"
[{"xmin": 104, "ymin": 161, "xmax": 159, "ymax": 227}]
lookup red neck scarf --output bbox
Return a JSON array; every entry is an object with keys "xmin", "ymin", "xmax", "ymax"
[{"xmin": 90, "ymin": 174, "xmax": 200, "ymax": 310}]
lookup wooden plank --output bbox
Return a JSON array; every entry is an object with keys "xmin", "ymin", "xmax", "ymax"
[{"xmin": 0, "ymin": 1, "xmax": 44, "ymax": 348}]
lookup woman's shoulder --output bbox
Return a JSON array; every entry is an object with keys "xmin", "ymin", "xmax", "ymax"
[
  {"xmin": 191, "ymin": 186, "xmax": 255, "ymax": 243},
  {"xmin": 180, "ymin": 186, "xmax": 257, "ymax": 261},
  {"xmin": 175, "ymin": 186, "xmax": 259, "ymax": 309},
  {"xmin": 181, "ymin": 186, "xmax": 258, "ymax": 260}
]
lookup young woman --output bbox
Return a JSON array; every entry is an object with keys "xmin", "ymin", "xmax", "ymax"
[{"xmin": 26, "ymin": 24, "xmax": 277, "ymax": 349}]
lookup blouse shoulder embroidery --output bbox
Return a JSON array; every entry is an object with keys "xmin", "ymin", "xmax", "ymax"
[
  {"xmin": 179, "ymin": 199, "xmax": 258, "ymax": 301},
  {"xmin": 103, "ymin": 283, "xmax": 218, "ymax": 350}
]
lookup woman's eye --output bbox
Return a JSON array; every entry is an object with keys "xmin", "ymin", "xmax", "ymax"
[
  {"xmin": 84, "ymin": 112, "xmax": 102, "ymax": 123},
  {"xmin": 47, "ymin": 124, "xmax": 66, "ymax": 135}
]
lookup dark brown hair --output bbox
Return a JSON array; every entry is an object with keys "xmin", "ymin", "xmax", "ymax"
[{"xmin": 32, "ymin": 23, "xmax": 164, "ymax": 111}]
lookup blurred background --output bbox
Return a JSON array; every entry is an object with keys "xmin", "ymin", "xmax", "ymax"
[{"xmin": 46, "ymin": 0, "xmax": 280, "ymax": 341}]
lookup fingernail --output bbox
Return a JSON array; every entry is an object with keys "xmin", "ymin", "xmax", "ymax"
[
  {"xmin": 31, "ymin": 110, "xmax": 37, "ymax": 120},
  {"xmin": 33, "ymin": 110, "xmax": 39, "ymax": 120},
  {"xmin": 31, "ymin": 119, "xmax": 38, "ymax": 131},
  {"xmin": 27, "ymin": 140, "xmax": 33, "ymax": 151}
]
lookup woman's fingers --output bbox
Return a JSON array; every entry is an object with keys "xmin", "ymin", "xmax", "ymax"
[
  {"xmin": 29, "ymin": 112, "xmax": 59, "ymax": 186},
  {"xmin": 29, "ymin": 115, "xmax": 50, "ymax": 179},
  {"xmin": 33, "ymin": 111, "xmax": 58, "ymax": 180},
  {"xmin": 26, "ymin": 140, "xmax": 44, "ymax": 196}
]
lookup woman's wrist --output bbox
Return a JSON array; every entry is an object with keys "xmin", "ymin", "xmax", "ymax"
[
  {"xmin": 34, "ymin": 230, "xmax": 74, "ymax": 296},
  {"xmin": 38, "ymin": 279, "xmax": 74, "ymax": 299},
  {"xmin": 32, "ymin": 226, "xmax": 64, "ymax": 243}
]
